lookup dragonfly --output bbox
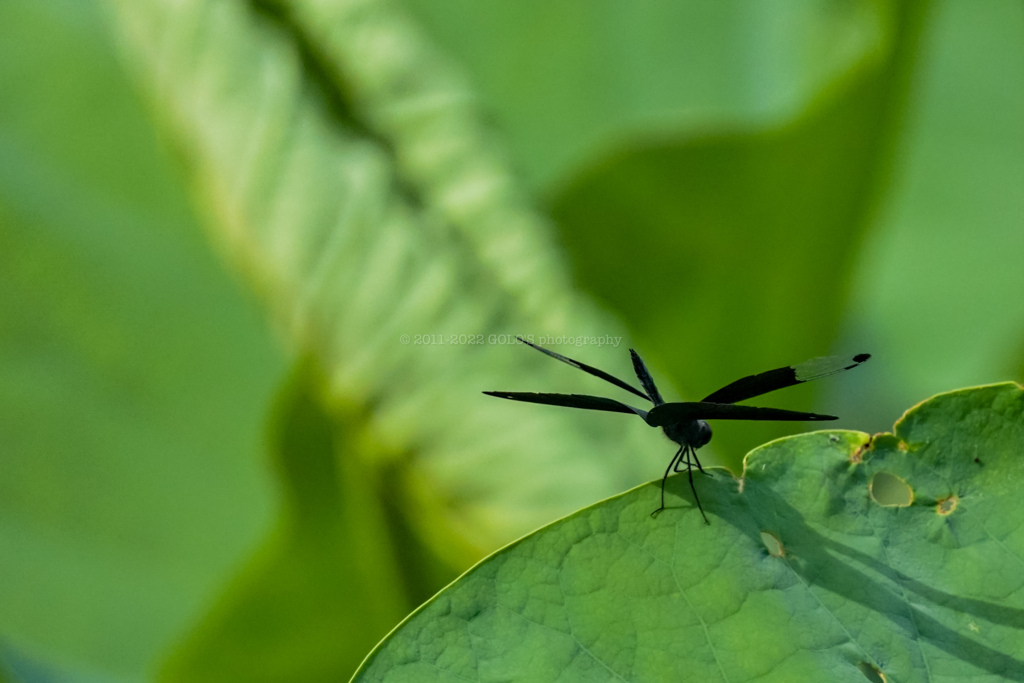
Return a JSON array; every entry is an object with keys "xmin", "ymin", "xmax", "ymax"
[{"xmin": 484, "ymin": 337, "xmax": 870, "ymax": 524}]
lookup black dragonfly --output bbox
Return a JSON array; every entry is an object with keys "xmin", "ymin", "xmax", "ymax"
[{"xmin": 484, "ymin": 337, "xmax": 870, "ymax": 524}]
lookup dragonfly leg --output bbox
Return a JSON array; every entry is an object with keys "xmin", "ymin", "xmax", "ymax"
[
  {"xmin": 690, "ymin": 447, "xmax": 709, "ymax": 475},
  {"xmin": 651, "ymin": 447, "xmax": 683, "ymax": 518},
  {"xmin": 673, "ymin": 446, "xmax": 689, "ymax": 472},
  {"xmin": 679, "ymin": 446, "xmax": 710, "ymax": 524}
]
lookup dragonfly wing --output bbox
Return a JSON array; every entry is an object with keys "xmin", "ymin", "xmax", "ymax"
[
  {"xmin": 701, "ymin": 353, "xmax": 870, "ymax": 404},
  {"xmin": 630, "ymin": 349, "xmax": 664, "ymax": 405},
  {"xmin": 648, "ymin": 401, "xmax": 836, "ymax": 427},
  {"xmin": 518, "ymin": 337, "xmax": 651, "ymax": 402},
  {"xmin": 483, "ymin": 391, "xmax": 650, "ymax": 420}
]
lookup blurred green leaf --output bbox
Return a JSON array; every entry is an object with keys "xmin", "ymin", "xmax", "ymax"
[
  {"xmin": 162, "ymin": 363, "xmax": 456, "ymax": 683},
  {"xmin": 546, "ymin": 3, "xmax": 927, "ymax": 470},
  {"xmin": 104, "ymin": 0, "xmax": 662, "ymax": 564},
  {"xmin": 354, "ymin": 383, "xmax": 1024, "ymax": 682},
  {"xmin": 403, "ymin": 0, "xmax": 889, "ymax": 192},
  {"xmin": 394, "ymin": 1, "xmax": 928, "ymax": 469},
  {"xmin": 845, "ymin": 0, "xmax": 1024, "ymax": 427},
  {"xmin": 0, "ymin": 0, "xmax": 285, "ymax": 678}
]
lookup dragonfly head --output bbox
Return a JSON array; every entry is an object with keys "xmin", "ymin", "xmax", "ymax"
[{"xmin": 663, "ymin": 419, "xmax": 712, "ymax": 449}]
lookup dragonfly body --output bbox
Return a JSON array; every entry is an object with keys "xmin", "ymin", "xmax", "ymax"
[
  {"xmin": 485, "ymin": 337, "xmax": 869, "ymax": 524},
  {"xmin": 663, "ymin": 418, "xmax": 712, "ymax": 452}
]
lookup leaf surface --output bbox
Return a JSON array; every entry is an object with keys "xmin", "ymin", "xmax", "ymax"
[{"xmin": 354, "ymin": 383, "xmax": 1024, "ymax": 682}]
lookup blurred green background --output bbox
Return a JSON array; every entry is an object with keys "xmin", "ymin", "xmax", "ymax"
[{"xmin": 0, "ymin": 0, "xmax": 1021, "ymax": 681}]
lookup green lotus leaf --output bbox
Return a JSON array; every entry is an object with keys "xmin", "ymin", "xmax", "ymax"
[{"xmin": 354, "ymin": 383, "xmax": 1024, "ymax": 682}]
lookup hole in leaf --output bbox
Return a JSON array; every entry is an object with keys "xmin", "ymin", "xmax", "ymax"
[
  {"xmin": 760, "ymin": 531, "xmax": 784, "ymax": 557},
  {"xmin": 857, "ymin": 661, "xmax": 886, "ymax": 682},
  {"xmin": 937, "ymin": 495, "xmax": 958, "ymax": 515},
  {"xmin": 870, "ymin": 472, "xmax": 913, "ymax": 507}
]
